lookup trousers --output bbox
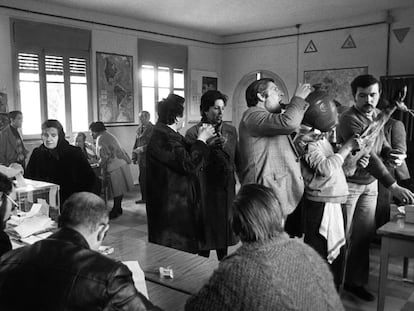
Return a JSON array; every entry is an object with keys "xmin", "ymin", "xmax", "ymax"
[{"xmin": 344, "ymin": 180, "xmax": 378, "ymax": 286}]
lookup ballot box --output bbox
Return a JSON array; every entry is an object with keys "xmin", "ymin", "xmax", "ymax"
[{"xmin": 15, "ymin": 179, "xmax": 60, "ymax": 221}]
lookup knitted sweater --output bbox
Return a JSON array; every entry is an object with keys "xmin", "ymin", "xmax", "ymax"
[
  {"xmin": 301, "ymin": 137, "xmax": 349, "ymax": 203},
  {"xmin": 185, "ymin": 234, "xmax": 344, "ymax": 311}
]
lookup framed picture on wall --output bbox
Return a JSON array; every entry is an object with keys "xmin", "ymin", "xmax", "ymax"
[
  {"xmin": 96, "ymin": 52, "xmax": 134, "ymax": 124},
  {"xmin": 304, "ymin": 66, "xmax": 368, "ymax": 108},
  {"xmin": 189, "ymin": 70, "xmax": 218, "ymax": 122}
]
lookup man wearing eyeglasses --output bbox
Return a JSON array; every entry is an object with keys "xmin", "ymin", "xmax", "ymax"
[{"xmin": 0, "ymin": 192, "xmax": 161, "ymax": 311}]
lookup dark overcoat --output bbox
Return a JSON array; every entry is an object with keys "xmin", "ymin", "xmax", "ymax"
[
  {"xmin": 25, "ymin": 140, "xmax": 96, "ymax": 205},
  {"xmin": 146, "ymin": 123, "xmax": 209, "ymax": 253},
  {"xmin": 185, "ymin": 122, "xmax": 240, "ymax": 250}
]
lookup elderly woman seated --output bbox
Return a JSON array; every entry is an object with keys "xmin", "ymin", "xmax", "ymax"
[
  {"xmin": 73, "ymin": 132, "xmax": 98, "ymax": 165},
  {"xmin": 185, "ymin": 184, "xmax": 344, "ymax": 311},
  {"xmin": 25, "ymin": 120, "xmax": 96, "ymax": 205}
]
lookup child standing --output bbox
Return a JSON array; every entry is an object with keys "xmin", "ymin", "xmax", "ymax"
[{"xmin": 296, "ymin": 89, "xmax": 365, "ymax": 288}]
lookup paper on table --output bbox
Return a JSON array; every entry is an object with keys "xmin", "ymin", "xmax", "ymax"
[
  {"xmin": 25, "ymin": 203, "xmax": 42, "ymax": 218},
  {"xmin": 20, "ymin": 235, "xmax": 43, "ymax": 245},
  {"xmin": 123, "ymin": 261, "xmax": 149, "ymax": 299},
  {"xmin": 20, "ymin": 230, "xmax": 53, "ymax": 245},
  {"xmin": 36, "ymin": 231, "xmax": 53, "ymax": 239},
  {"xmin": 13, "ymin": 216, "xmax": 54, "ymax": 239},
  {"xmin": 15, "ymin": 174, "xmax": 27, "ymax": 187},
  {"xmin": 11, "ymin": 240, "xmax": 25, "ymax": 250}
]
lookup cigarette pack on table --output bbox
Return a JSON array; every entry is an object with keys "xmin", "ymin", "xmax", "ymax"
[{"xmin": 159, "ymin": 266, "xmax": 174, "ymax": 278}]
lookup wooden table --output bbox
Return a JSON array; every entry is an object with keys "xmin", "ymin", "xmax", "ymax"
[
  {"xmin": 377, "ymin": 215, "xmax": 414, "ymax": 311},
  {"xmin": 106, "ymin": 235, "xmax": 219, "ymax": 295},
  {"xmin": 147, "ymin": 280, "xmax": 190, "ymax": 311}
]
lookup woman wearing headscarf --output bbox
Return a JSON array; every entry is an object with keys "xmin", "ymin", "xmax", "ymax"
[
  {"xmin": 146, "ymin": 94, "xmax": 215, "ymax": 253},
  {"xmin": 25, "ymin": 120, "xmax": 95, "ymax": 205},
  {"xmin": 89, "ymin": 121, "xmax": 133, "ymax": 219}
]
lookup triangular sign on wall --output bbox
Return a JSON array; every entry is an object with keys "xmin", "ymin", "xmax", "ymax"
[
  {"xmin": 393, "ymin": 27, "xmax": 410, "ymax": 43},
  {"xmin": 304, "ymin": 40, "xmax": 317, "ymax": 53},
  {"xmin": 341, "ymin": 35, "xmax": 356, "ymax": 49}
]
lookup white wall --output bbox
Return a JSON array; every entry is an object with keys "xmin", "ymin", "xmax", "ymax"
[{"xmin": 221, "ymin": 8, "xmax": 414, "ymax": 126}]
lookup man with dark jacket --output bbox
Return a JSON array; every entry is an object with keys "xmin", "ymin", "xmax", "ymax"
[
  {"xmin": 0, "ymin": 111, "xmax": 27, "ymax": 169},
  {"xmin": 0, "ymin": 192, "xmax": 161, "ymax": 311}
]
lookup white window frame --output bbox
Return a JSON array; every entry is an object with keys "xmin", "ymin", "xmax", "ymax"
[{"xmin": 13, "ymin": 48, "xmax": 92, "ymax": 139}]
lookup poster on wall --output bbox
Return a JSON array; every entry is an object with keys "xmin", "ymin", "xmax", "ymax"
[
  {"xmin": 189, "ymin": 70, "xmax": 218, "ymax": 121},
  {"xmin": 304, "ymin": 67, "xmax": 368, "ymax": 107},
  {"xmin": 96, "ymin": 52, "xmax": 134, "ymax": 123}
]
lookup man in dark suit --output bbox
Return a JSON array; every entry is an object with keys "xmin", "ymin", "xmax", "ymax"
[{"xmin": 0, "ymin": 192, "xmax": 161, "ymax": 311}]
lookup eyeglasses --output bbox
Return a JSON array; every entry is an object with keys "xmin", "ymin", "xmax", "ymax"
[{"xmin": 4, "ymin": 194, "xmax": 19, "ymax": 211}]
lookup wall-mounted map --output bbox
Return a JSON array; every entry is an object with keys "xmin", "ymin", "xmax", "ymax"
[
  {"xmin": 304, "ymin": 67, "xmax": 368, "ymax": 107},
  {"xmin": 96, "ymin": 52, "xmax": 134, "ymax": 123}
]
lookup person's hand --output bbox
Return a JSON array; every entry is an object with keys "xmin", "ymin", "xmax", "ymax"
[
  {"xmin": 207, "ymin": 136, "xmax": 225, "ymax": 148},
  {"xmin": 9, "ymin": 163, "xmax": 24, "ymax": 175},
  {"xmin": 294, "ymin": 131, "xmax": 323, "ymax": 157},
  {"xmin": 133, "ymin": 146, "xmax": 144, "ymax": 154},
  {"xmin": 389, "ymin": 183, "xmax": 414, "ymax": 205},
  {"xmin": 344, "ymin": 134, "xmax": 367, "ymax": 152},
  {"xmin": 357, "ymin": 154, "xmax": 370, "ymax": 168},
  {"xmin": 296, "ymin": 131, "xmax": 324, "ymax": 144},
  {"xmin": 388, "ymin": 150, "xmax": 407, "ymax": 167},
  {"xmin": 294, "ymin": 83, "xmax": 313, "ymax": 99},
  {"xmin": 197, "ymin": 124, "xmax": 215, "ymax": 143}
]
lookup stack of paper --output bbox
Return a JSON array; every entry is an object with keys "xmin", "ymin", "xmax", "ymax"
[
  {"xmin": 13, "ymin": 216, "xmax": 54, "ymax": 239},
  {"xmin": 7, "ymin": 202, "xmax": 55, "ymax": 239}
]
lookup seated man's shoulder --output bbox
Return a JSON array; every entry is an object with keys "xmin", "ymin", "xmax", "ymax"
[{"xmin": 1, "ymin": 239, "xmax": 126, "ymax": 280}]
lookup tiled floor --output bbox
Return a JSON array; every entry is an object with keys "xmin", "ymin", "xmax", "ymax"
[{"xmin": 108, "ymin": 186, "xmax": 414, "ymax": 311}]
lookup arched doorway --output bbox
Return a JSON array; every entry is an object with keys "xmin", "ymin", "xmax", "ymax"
[{"xmin": 232, "ymin": 70, "xmax": 289, "ymax": 129}]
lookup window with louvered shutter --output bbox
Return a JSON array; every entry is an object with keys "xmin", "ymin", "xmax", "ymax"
[
  {"xmin": 13, "ymin": 19, "xmax": 91, "ymax": 138},
  {"xmin": 18, "ymin": 53, "xmax": 42, "ymax": 135},
  {"xmin": 70, "ymin": 57, "xmax": 88, "ymax": 133}
]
